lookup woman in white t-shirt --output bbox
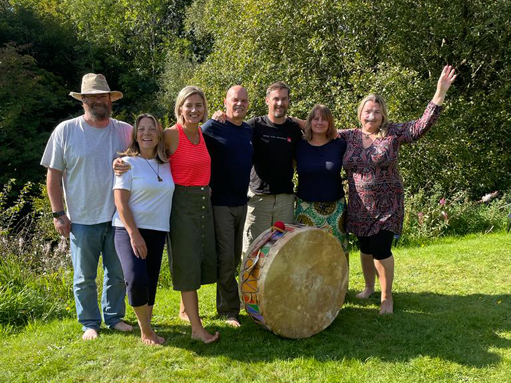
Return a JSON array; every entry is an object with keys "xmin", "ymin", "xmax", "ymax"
[{"xmin": 112, "ymin": 114, "xmax": 174, "ymax": 345}]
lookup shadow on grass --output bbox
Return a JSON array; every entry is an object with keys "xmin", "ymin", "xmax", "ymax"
[{"xmin": 159, "ymin": 291, "xmax": 511, "ymax": 368}]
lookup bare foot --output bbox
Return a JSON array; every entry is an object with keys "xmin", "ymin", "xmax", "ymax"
[
  {"xmin": 82, "ymin": 328, "xmax": 99, "ymax": 340},
  {"xmin": 356, "ymin": 288, "xmax": 374, "ymax": 299},
  {"xmin": 179, "ymin": 311, "xmax": 203, "ymax": 325},
  {"xmin": 141, "ymin": 330, "xmax": 165, "ymax": 346},
  {"xmin": 113, "ymin": 321, "xmax": 134, "ymax": 332},
  {"xmin": 379, "ymin": 299, "xmax": 394, "ymax": 314},
  {"xmin": 179, "ymin": 310, "xmax": 191, "ymax": 323},
  {"xmin": 225, "ymin": 317, "xmax": 241, "ymax": 328},
  {"xmin": 191, "ymin": 328, "xmax": 220, "ymax": 344}
]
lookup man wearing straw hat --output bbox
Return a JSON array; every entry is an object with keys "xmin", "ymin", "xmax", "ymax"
[{"xmin": 41, "ymin": 73, "xmax": 133, "ymax": 340}]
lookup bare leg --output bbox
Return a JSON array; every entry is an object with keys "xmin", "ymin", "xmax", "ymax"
[
  {"xmin": 133, "ymin": 304, "xmax": 165, "ymax": 345},
  {"xmin": 82, "ymin": 328, "xmax": 99, "ymax": 340},
  {"xmin": 181, "ymin": 291, "xmax": 219, "ymax": 343},
  {"xmin": 374, "ymin": 256, "xmax": 394, "ymax": 314},
  {"xmin": 179, "ymin": 297, "xmax": 190, "ymax": 322},
  {"xmin": 148, "ymin": 305, "xmax": 154, "ymax": 321},
  {"xmin": 356, "ymin": 251, "xmax": 376, "ymax": 299}
]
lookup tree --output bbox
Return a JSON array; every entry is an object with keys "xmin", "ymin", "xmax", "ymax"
[
  {"xmin": 173, "ymin": 0, "xmax": 511, "ymax": 197},
  {"xmin": 0, "ymin": 44, "xmax": 70, "ymax": 186}
]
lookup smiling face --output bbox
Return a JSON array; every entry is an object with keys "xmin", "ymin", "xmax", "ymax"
[
  {"xmin": 224, "ymin": 86, "xmax": 249, "ymax": 124},
  {"xmin": 179, "ymin": 93, "xmax": 205, "ymax": 126},
  {"xmin": 360, "ymin": 100, "xmax": 383, "ymax": 133},
  {"xmin": 304, "ymin": 104, "xmax": 335, "ymax": 142},
  {"xmin": 266, "ymin": 88, "xmax": 290, "ymax": 121},
  {"xmin": 311, "ymin": 110, "xmax": 330, "ymax": 136},
  {"xmin": 82, "ymin": 93, "xmax": 112, "ymax": 121},
  {"xmin": 136, "ymin": 117, "xmax": 159, "ymax": 154}
]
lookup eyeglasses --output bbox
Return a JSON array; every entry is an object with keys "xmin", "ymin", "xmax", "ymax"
[{"xmin": 83, "ymin": 94, "xmax": 110, "ymax": 101}]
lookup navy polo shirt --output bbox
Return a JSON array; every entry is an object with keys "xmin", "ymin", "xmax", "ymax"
[
  {"xmin": 296, "ymin": 138, "xmax": 347, "ymax": 202},
  {"xmin": 202, "ymin": 119, "xmax": 254, "ymax": 206}
]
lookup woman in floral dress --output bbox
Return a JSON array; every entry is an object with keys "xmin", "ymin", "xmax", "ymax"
[{"xmin": 340, "ymin": 65, "xmax": 456, "ymax": 314}]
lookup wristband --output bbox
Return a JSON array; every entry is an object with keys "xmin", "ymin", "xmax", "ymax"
[{"xmin": 52, "ymin": 210, "xmax": 66, "ymax": 218}]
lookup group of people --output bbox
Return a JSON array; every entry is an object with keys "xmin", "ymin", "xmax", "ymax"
[{"xmin": 41, "ymin": 65, "xmax": 456, "ymax": 345}]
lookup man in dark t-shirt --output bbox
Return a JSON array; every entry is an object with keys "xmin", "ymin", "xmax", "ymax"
[
  {"xmin": 202, "ymin": 86, "xmax": 253, "ymax": 327},
  {"xmin": 243, "ymin": 82, "xmax": 302, "ymax": 251}
]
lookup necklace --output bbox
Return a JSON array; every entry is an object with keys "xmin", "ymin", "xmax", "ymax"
[
  {"xmin": 361, "ymin": 129, "xmax": 379, "ymax": 140},
  {"xmin": 142, "ymin": 157, "xmax": 162, "ymax": 182}
]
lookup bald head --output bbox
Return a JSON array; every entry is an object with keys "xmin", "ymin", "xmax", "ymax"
[{"xmin": 224, "ymin": 85, "xmax": 249, "ymax": 125}]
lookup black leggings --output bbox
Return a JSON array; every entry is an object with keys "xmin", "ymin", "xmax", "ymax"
[
  {"xmin": 357, "ymin": 230, "xmax": 395, "ymax": 260},
  {"xmin": 114, "ymin": 227, "xmax": 166, "ymax": 307}
]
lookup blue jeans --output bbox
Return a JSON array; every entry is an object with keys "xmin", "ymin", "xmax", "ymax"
[{"xmin": 70, "ymin": 222, "xmax": 126, "ymax": 330}]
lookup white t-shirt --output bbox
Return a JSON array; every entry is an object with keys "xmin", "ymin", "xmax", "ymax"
[
  {"xmin": 40, "ymin": 116, "xmax": 132, "ymax": 224},
  {"xmin": 112, "ymin": 156, "xmax": 174, "ymax": 232}
]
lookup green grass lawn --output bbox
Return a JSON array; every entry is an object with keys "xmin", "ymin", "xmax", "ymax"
[{"xmin": 1, "ymin": 232, "xmax": 510, "ymax": 382}]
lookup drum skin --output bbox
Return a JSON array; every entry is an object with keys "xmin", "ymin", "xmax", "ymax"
[{"xmin": 239, "ymin": 225, "xmax": 349, "ymax": 339}]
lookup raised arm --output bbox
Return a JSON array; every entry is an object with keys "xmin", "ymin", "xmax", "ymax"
[
  {"xmin": 432, "ymin": 65, "xmax": 457, "ymax": 106},
  {"xmin": 395, "ymin": 65, "xmax": 456, "ymax": 143}
]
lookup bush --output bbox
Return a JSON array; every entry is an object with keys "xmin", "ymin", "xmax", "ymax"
[
  {"xmin": 401, "ymin": 187, "xmax": 510, "ymax": 245},
  {"xmin": 0, "ymin": 180, "xmax": 73, "ymax": 328}
]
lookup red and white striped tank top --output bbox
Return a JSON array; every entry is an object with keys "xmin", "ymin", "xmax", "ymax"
[{"xmin": 169, "ymin": 123, "xmax": 211, "ymax": 186}]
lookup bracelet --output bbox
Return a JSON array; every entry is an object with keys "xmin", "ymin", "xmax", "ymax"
[{"xmin": 52, "ymin": 210, "xmax": 66, "ymax": 218}]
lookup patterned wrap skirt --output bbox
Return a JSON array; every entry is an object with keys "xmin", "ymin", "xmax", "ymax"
[{"xmin": 295, "ymin": 197, "xmax": 348, "ymax": 255}]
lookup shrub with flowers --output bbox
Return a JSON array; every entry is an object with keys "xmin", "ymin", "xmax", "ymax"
[{"xmin": 401, "ymin": 186, "xmax": 510, "ymax": 245}]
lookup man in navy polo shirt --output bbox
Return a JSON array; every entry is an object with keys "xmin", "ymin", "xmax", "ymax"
[{"xmin": 202, "ymin": 86, "xmax": 253, "ymax": 327}]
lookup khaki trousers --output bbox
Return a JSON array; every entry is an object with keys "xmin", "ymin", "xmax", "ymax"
[{"xmin": 243, "ymin": 193, "xmax": 295, "ymax": 252}]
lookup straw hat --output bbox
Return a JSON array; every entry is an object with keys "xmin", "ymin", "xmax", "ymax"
[{"xmin": 69, "ymin": 73, "xmax": 123, "ymax": 101}]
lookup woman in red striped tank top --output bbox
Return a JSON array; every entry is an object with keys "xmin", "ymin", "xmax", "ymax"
[{"xmin": 163, "ymin": 86, "xmax": 219, "ymax": 344}]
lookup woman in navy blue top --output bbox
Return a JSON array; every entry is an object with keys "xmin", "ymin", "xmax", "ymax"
[{"xmin": 295, "ymin": 104, "xmax": 348, "ymax": 254}]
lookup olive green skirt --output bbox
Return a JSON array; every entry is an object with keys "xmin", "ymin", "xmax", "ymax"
[{"xmin": 169, "ymin": 185, "xmax": 217, "ymax": 291}]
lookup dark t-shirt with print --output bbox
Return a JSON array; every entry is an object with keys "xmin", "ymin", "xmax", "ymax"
[{"xmin": 247, "ymin": 115, "xmax": 302, "ymax": 195}]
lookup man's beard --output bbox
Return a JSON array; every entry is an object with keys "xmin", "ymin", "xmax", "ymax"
[
  {"xmin": 89, "ymin": 103, "xmax": 112, "ymax": 121},
  {"xmin": 272, "ymin": 108, "xmax": 287, "ymax": 118}
]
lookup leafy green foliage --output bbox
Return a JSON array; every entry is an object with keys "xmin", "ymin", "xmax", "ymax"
[
  {"xmin": 0, "ymin": 1, "xmax": 88, "ymax": 188},
  {"xmin": 0, "ymin": 180, "xmax": 73, "ymax": 327},
  {"xmin": 0, "ymin": 44, "xmax": 71, "ymax": 186},
  {"xmin": 176, "ymin": 0, "xmax": 511, "ymax": 197}
]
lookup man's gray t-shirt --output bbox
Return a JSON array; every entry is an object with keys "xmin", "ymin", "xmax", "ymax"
[{"xmin": 41, "ymin": 116, "xmax": 132, "ymax": 225}]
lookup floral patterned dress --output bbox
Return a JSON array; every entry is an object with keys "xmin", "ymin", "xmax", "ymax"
[{"xmin": 340, "ymin": 102, "xmax": 442, "ymax": 237}]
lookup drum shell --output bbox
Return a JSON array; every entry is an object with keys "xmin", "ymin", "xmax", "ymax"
[{"xmin": 239, "ymin": 225, "xmax": 348, "ymax": 339}]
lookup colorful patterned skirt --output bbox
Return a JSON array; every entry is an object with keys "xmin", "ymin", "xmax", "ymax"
[{"xmin": 295, "ymin": 197, "xmax": 348, "ymax": 255}]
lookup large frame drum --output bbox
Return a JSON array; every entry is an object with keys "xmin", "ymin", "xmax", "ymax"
[{"xmin": 239, "ymin": 224, "xmax": 349, "ymax": 339}]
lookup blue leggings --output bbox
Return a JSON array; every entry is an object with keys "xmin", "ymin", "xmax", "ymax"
[{"xmin": 114, "ymin": 227, "xmax": 166, "ymax": 307}]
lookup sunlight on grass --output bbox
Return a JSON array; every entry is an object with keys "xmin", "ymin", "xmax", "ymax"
[{"xmin": 0, "ymin": 232, "xmax": 510, "ymax": 382}]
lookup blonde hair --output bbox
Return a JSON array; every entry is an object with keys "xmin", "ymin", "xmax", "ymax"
[
  {"xmin": 304, "ymin": 104, "xmax": 336, "ymax": 142},
  {"xmin": 174, "ymin": 86, "xmax": 208, "ymax": 125},
  {"xmin": 120, "ymin": 114, "xmax": 168, "ymax": 163},
  {"xmin": 357, "ymin": 94, "xmax": 390, "ymax": 137}
]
